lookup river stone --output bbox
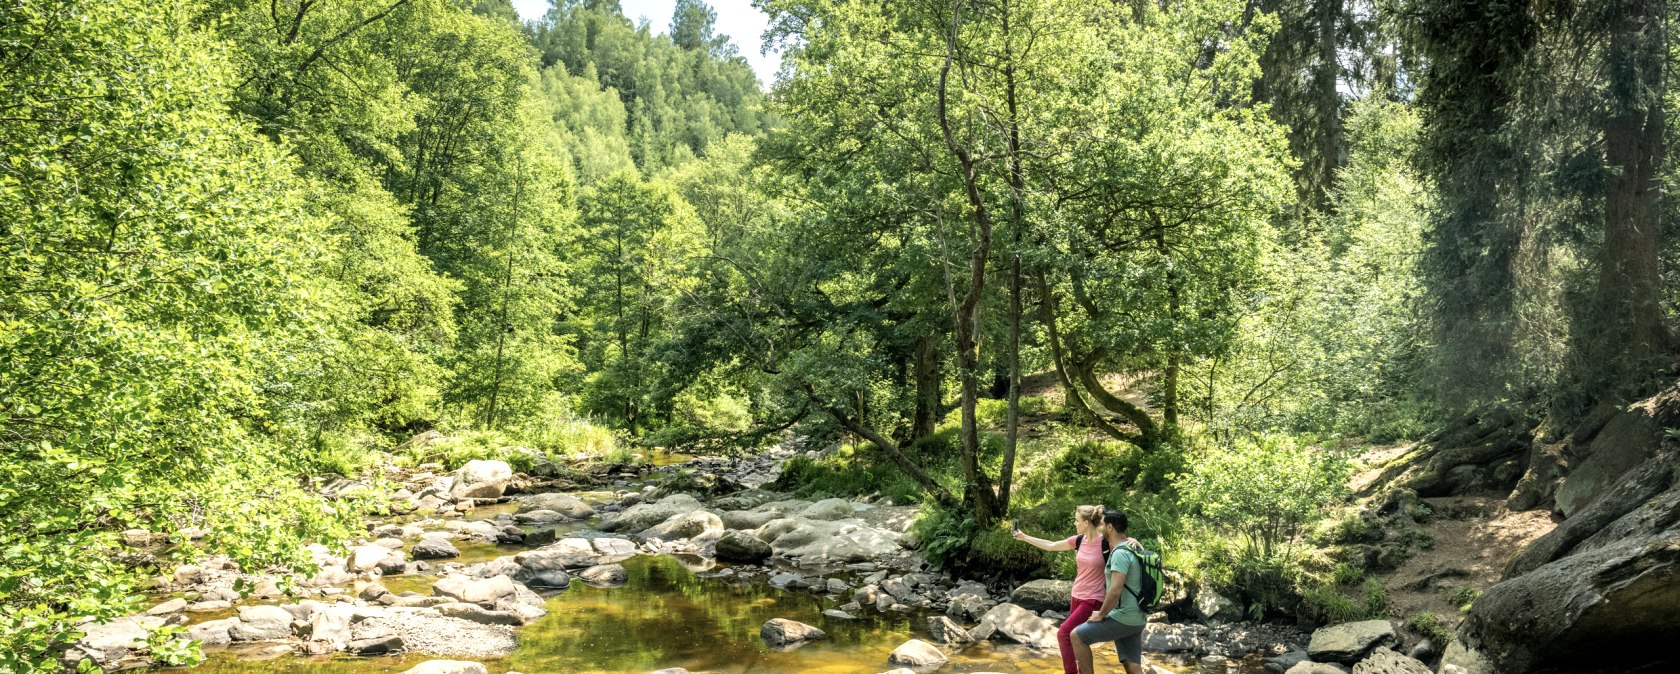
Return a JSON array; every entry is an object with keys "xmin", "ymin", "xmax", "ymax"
[
  {"xmin": 433, "ymin": 574, "xmax": 517, "ymax": 606},
  {"xmin": 307, "ymin": 608, "xmax": 353, "ymax": 647},
  {"xmin": 514, "ymin": 509, "xmax": 568, "ymax": 524},
  {"xmin": 74, "ymin": 615, "xmax": 164, "ymax": 664},
  {"xmin": 188, "ymin": 617, "xmax": 237, "ymax": 648},
  {"xmin": 1264, "ymin": 650, "xmax": 1310, "ymax": 673},
  {"xmin": 401, "ymin": 661, "xmax": 489, "ymax": 674},
  {"xmin": 1285, "ymin": 663, "xmax": 1351, "ymax": 674},
  {"xmin": 714, "ymin": 530, "xmax": 772, "ymax": 562},
  {"xmin": 412, "ymin": 538, "xmax": 460, "ymax": 560},
  {"xmin": 641, "ymin": 510, "xmax": 725, "ymax": 541},
  {"xmin": 600, "ymin": 494, "xmax": 704, "ymax": 533},
  {"xmin": 824, "ymin": 609, "xmax": 857, "ymax": 620},
  {"xmin": 579, "ymin": 563, "xmax": 628, "ymax": 586},
  {"xmin": 230, "ymin": 605, "xmax": 294, "ymax": 641},
  {"xmin": 1307, "ymin": 620, "xmax": 1396, "ymax": 664},
  {"xmin": 351, "ymin": 544, "xmax": 394, "ymax": 571},
  {"xmin": 888, "ymin": 639, "xmax": 948, "ymax": 667},
  {"xmin": 753, "ymin": 516, "xmax": 902, "ymax": 563},
  {"xmin": 800, "ymin": 498, "xmax": 857, "ymax": 521},
  {"xmin": 977, "ymin": 602, "xmax": 1058, "ymax": 650},
  {"xmin": 517, "ymin": 538, "xmax": 600, "ymax": 572},
  {"xmin": 356, "ymin": 608, "xmax": 516, "ymax": 657},
  {"xmin": 376, "ymin": 551, "xmax": 408, "ymax": 576},
  {"xmin": 1142, "ymin": 623, "xmax": 1203, "ymax": 652},
  {"xmin": 433, "ymin": 602, "xmax": 524, "ymax": 626},
  {"xmin": 720, "ymin": 509, "xmax": 780, "ymax": 530},
  {"xmin": 927, "ymin": 615, "xmax": 975, "ymax": 646},
  {"xmin": 881, "ymin": 576, "xmax": 915, "ymax": 602},
  {"xmin": 146, "ymin": 597, "xmax": 187, "ymax": 615},
  {"xmin": 517, "ymin": 493, "xmax": 596, "ymax": 519},
  {"xmin": 761, "ymin": 618, "xmax": 826, "ymax": 645},
  {"xmin": 1352, "ymin": 647, "xmax": 1430, "ymax": 674},
  {"xmin": 751, "ymin": 499, "xmax": 814, "ymax": 515},
  {"xmin": 451, "ymin": 460, "xmax": 512, "ymax": 499},
  {"xmin": 1009, "ymin": 579, "xmax": 1071, "ymax": 613},
  {"xmin": 592, "ymin": 537, "xmax": 639, "ymax": 556}
]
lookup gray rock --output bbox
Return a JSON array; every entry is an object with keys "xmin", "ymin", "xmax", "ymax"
[
  {"xmin": 187, "ymin": 617, "xmax": 237, "ymax": 648},
  {"xmin": 347, "ymin": 632, "xmax": 405, "ymax": 655},
  {"xmin": 978, "ymin": 602, "xmax": 1058, "ymax": 650},
  {"xmin": 401, "ymin": 662, "xmax": 489, "ymax": 674},
  {"xmin": 641, "ymin": 510, "xmax": 724, "ymax": 541},
  {"xmin": 714, "ymin": 530, "xmax": 772, "ymax": 563},
  {"xmin": 517, "ymin": 493, "xmax": 596, "ymax": 519},
  {"xmin": 1263, "ymin": 649, "xmax": 1310, "ymax": 673},
  {"xmin": 513, "ymin": 509, "xmax": 568, "ymax": 523},
  {"xmin": 1307, "ymin": 620, "xmax": 1396, "ymax": 665},
  {"xmin": 720, "ymin": 510, "xmax": 780, "ymax": 531},
  {"xmin": 307, "ymin": 608, "xmax": 353, "ymax": 648},
  {"xmin": 1009, "ymin": 579, "xmax": 1071, "ymax": 613},
  {"xmin": 1142, "ymin": 623, "xmax": 1204, "ymax": 653},
  {"xmin": 1194, "ymin": 589, "xmax": 1241, "ymax": 623},
  {"xmin": 146, "ymin": 597, "xmax": 188, "ymax": 615},
  {"xmin": 752, "ymin": 516, "xmax": 903, "ymax": 563},
  {"xmin": 351, "ymin": 544, "xmax": 395, "ymax": 571},
  {"xmin": 760, "ymin": 618, "xmax": 826, "ymax": 646},
  {"xmin": 433, "ymin": 602, "xmax": 524, "ymax": 626},
  {"xmin": 1285, "ymin": 663, "xmax": 1351, "ymax": 674},
  {"xmin": 599, "ymin": 494, "xmax": 703, "ymax": 533},
  {"xmin": 1554, "ymin": 411, "xmax": 1658, "ymax": 517},
  {"xmin": 229, "ymin": 605, "xmax": 294, "ymax": 641},
  {"xmin": 579, "ymin": 564, "xmax": 628, "ymax": 586},
  {"xmin": 888, "ymin": 639, "xmax": 948, "ymax": 667},
  {"xmin": 769, "ymin": 572, "xmax": 805, "ymax": 589},
  {"xmin": 451, "ymin": 459, "xmax": 512, "ymax": 499},
  {"xmin": 412, "ymin": 538, "xmax": 461, "ymax": 560},
  {"xmin": 1352, "ymin": 647, "xmax": 1431, "ymax": 674},
  {"xmin": 824, "ymin": 609, "xmax": 857, "ymax": 620},
  {"xmin": 800, "ymin": 498, "xmax": 857, "ymax": 520},
  {"xmin": 74, "ymin": 616, "xmax": 164, "ymax": 665},
  {"xmin": 433, "ymin": 574, "xmax": 517, "ymax": 606},
  {"xmin": 927, "ymin": 615, "xmax": 975, "ymax": 646}
]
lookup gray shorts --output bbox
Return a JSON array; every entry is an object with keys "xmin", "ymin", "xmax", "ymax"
[{"xmin": 1073, "ymin": 617, "xmax": 1145, "ymax": 664}]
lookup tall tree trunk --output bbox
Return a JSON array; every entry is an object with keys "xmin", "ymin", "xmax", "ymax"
[
  {"xmin": 1598, "ymin": 0, "xmax": 1668, "ymax": 385},
  {"xmin": 912, "ymin": 334, "xmax": 943, "ymax": 442},
  {"xmin": 1155, "ymin": 224, "xmax": 1181, "ymax": 427},
  {"xmin": 938, "ymin": 0, "xmax": 1000, "ymax": 526},
  {"xmin": 1038, "ymin": 273, "xmax": 1148, "ymax": 445},
  {"xmin": 998, "ymin": 0, "xmax": 1023, "ymax": 518},
  {"xmin": 1312, "ymin": 0, "xmax": 1342, "ymax": 213}
]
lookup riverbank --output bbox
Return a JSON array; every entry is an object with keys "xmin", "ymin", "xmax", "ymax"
[{"xmin": 65, "ymin": 436, "xmax": 1430, "ymax": 674}]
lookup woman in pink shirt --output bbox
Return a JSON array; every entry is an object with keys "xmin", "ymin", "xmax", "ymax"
[{"xmin": 1013, "ymin": 504, "xmax": 1123, "ymax": 674}]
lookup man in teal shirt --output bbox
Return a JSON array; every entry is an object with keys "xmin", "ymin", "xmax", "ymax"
[{"xmin": 1069, "ymin": 509, "xmax": 1147, "ymax": 674}]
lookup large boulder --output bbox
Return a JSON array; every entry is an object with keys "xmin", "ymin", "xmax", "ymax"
[
  {"xmin": 599, "ymin": 494, "xmax": 703, "ymax": 533},
  {"xmin": 71, "ymin": 616, "xmax": 164, "ymax": 666},
  {"xmin": 1009, "ymin": 579, "xmax": 1071, "ymax": 613},
  {"xmin": 752, "ymin": 517, "xmax": 902, "ymax": 564},
  {"xmin": 412, "ymin": 538, "xmax": 460, "ymax": 560},
  {"xmin": 800, "ymin": 498, "xmax": 857, "ymax": 521},
  {"xmin": 1553, "ymin": 411, "xmax": 1660, "ymax": 517},
  {"xmin": 977, "ymin": 602, "xmax": 1058, "ymax": 650},
  {"xmin": 641, "ymin": 510, "xmax": 725, "ymax": 541},
  {"xmin": 433, "ymin": 574, "xmax": 517, "ymax": 607},
  {"xmin": 433, "ymin": 602, "xmax": 524, "ymax": 626},
  {"xmin": 517, "ymin": 493, "xmax": 596, "ymax": 519},
  {"xmin": 888, "ymin": 639, "xmax": 948, "ymax": 668},
  {"xmin": 720, "ymin": 510, "xmax": 781, "ymax": 531},
  {"xmin": 1352, "ymin": 647, "xmax": 1430, "ymax": 674},
  {"xmin": 927, "ymin": 615, "xmax": 975, "ymax": 647},
  {"xmin": 350, "ymin": 544, "xmax": 396, "ymax": 571},
  {"xmin": 1307, "ymin": 620, "xmax": 1396, "ymax": 665},
  {"xmin": 230, "ymin": 605, "xmax": 295, "ymax": 641},
  {"xmin": 760, "ymin": 618, "xmax": 826, "ymax": 646},
  {"xmin": 713, "ymin": 531, "xmax": 772, "ymax": 563},
  {"xmin": 451, "ymin": 459, "xmax": 513, "ymax": 499},
  {"xmin": 578, "ymin": 564, "xmax": 628, "ymax": 586},
  {"xmin": 1194, "ymin": 589, "xmax": 1241, "ymax": 623}
]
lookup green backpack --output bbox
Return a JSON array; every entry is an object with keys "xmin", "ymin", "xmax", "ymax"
[{"xmin": 1113, "ymin": 544, "xmax": 1167, "ymax": 611}]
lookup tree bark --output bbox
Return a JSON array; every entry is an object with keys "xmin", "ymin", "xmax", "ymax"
[
  {"xmin": 1598, "ymin": 0, "xmax": 1668, "ymax": 384},
  {"xmin": 912, "ymin": 334, "xmax": 943, "ymax": 442}
]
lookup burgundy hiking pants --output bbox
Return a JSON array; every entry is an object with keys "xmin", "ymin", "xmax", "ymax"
[{"xmin": 1059, "ymin": 597, "xmax": 1105, "ymax": 674}]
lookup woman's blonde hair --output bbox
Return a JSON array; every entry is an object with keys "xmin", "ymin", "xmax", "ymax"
[{"xmin": 1075, "ymin": 504, "xmax": 1104, "ymax": 527}]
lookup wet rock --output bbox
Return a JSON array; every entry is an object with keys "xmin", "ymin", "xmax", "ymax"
[
  {"xmin": 753, "ymin": 516, "xmax": 903, "ymax": 563},
  {"xmin": 927, "ymin": 615, "xmax": 975, "ymax": 646},
  {"xmin": 888, "ymin": 639, "xmax": 948, "ymax": 667},
  {"xmin": 451, "ymin": 460, "xmax": 512, "ymax": 499},
  {"xmin": 412, "ymin": 538, "xmax": 461, "ymax": 560},
  {"xmin": 761, "ymin": 618, "xmax": 826, "ymax": 646},
  {"xmin": 360, "ymin": 583, "xmax": 391, "ymax": 601},
  {"xmin": 579, "ymin": 563, "xmax": 628, "ymax": 586},
  {"xmin": 768, "ymin": 572, "xmax": 805, "ymax": 589},
  {"xmin": 714, "ymin": 531, "xmax": 772, "ymax": 562},
  {"xmin": 229, "ymin": 605, "xmax": 294, "ymax": 641},
  {"xmin": 306, "ymin": 608, "xmax": 353, "ymax": 648},
  {"xmin": 592, "ymin": 537, "xmax": 639, "ymax": 557},
  {"xmin": 376, "ymin": 551, "xmax": 409, "ymax": 576},
  {"xmin": 1352, "ymin": 647, "xmax": 1431, "ymax": 674},
  {"xmin": 513, "ymin": 509, "xmax": 569, "ymax": 524},
  {"xmin": 824, "ymin": 609, "xmax": 857, "ymax": 620},
  {"xmin": 351, "ymin": 545, "xmax": 396, "ymax": 571},
  {"xmin": 720, "ymin": 510, "xmax": 780, "ymax": 531},
  {"xmin": 826, "ymin": 578, "xmax": 849, "ymax": 594},
  {"xmin": 1009, "ymin": 579, "xmax": 1071, "ymax": 613},
  {"xmin": 1263, "ymin": 649, "xmax": 1310, "ymax": 673},
  {"xmin": 401, "ymin": 661, "xmax": 489, "ymax": 674},
  {"xmin": 72, "ymin": 615, "xmax": 163, "ymax": 666},
  {"xmin": 346, "ymin": 631, "xmax": 405, "ymax": 655},
  {"xmin": 977, "ymin": 602, "xmax": 1058, "ymax": 650},
  {"xmin": 1285, "ymin": 663, "xmax": 1351, "ymax": 674},
  {"xmin": 1142, "ymin": 623, "xmax": 1203, "ymax": 653},
  {"xmin": 1307, "ymin": 620, "xmax": 1396, "ymax": 665}
]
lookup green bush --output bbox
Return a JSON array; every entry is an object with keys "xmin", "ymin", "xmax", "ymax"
[
  {"xmin": 913, "ymin": 504, "xmax": 1051, "ymax": 579},
  {"xmin": 1408, "ymin": 611, "xmax": 1451, "ymax": 645},
  {"xmin": 1175, "ymin": 435, "xmax": 1351, "ymax": 561},
  {"xmin": 1449, "ymin": 586, "xmax": 1480, "ymax": 612}
]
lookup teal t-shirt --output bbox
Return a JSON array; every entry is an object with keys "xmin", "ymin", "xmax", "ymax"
[{"xmin": 1104, "ymin": 546, "xmax": 1146, "ymax": 626}]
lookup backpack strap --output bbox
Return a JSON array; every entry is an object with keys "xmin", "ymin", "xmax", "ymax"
[{"xmin": 1107, "ymin": 546, "xmax": 1145, "ymax": 604}]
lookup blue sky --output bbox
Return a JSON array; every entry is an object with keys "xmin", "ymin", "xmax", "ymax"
[{"xmin": 510, "ymin": 0, "xmax": 781, "ymax": 86}]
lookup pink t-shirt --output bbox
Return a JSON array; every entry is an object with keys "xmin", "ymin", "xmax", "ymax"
[{"xmin": 1066, "ymin": 534, "xmax": 1109, "ymax": 601}]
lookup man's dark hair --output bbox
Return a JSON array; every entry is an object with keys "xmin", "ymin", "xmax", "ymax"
[{"xmin": 1103, "ymin": 509, "xmax": 1129, "ymax": 534}]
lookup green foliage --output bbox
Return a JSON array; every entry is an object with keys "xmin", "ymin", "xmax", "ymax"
[
  {"xmin": 1450, "ymin": 586, "xmax": 1482, "ymax": 613},
  {"xmin": 1408, "ymin": 611, "xmax": 1451, "ymax": 645},
  {"xmin": 1176, "ymin": 436, "xmax": 1351, "ymax": 560}
]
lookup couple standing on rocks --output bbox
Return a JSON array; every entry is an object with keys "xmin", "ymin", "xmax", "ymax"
[{"xmin": 1014, "ymin": 505, "xmax": 1149, "ymax": 674}]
